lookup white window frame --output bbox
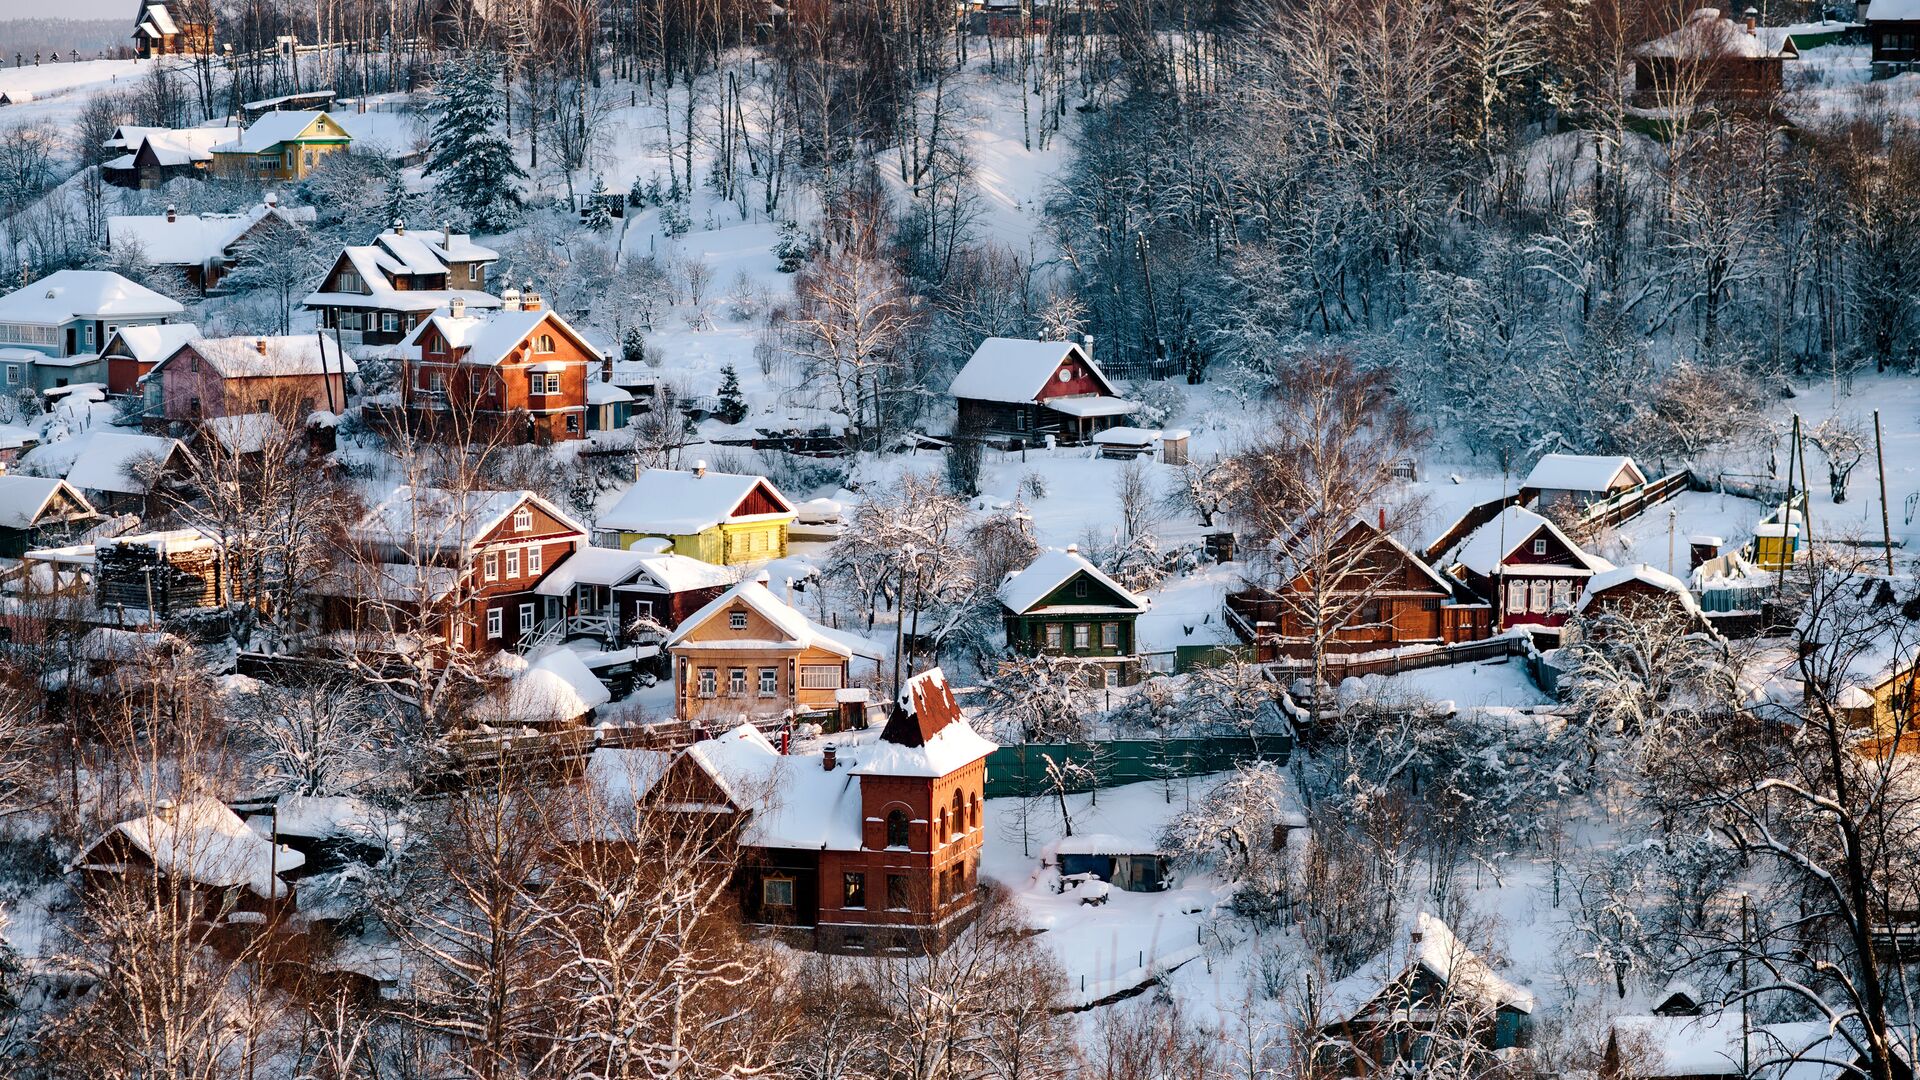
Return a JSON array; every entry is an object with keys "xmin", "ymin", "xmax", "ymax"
[
  {"xmin": 1506, "ymin": 580, "xmax": 1527, "ymax": 612},
  {"xmin": 1073, "ymin": 624, "xmax": 1091, "ymax": 650},
  {"xmin": 758, "ymin": 667, "xmax": 777, "ymax": 696},
  {"xmin": 728, "ymin": 610, "xmax": 747, "ymax": 631},
  {"xmin": 1101, "ymin": 622, "xmax": 1119, "ymax": 648},
  {"xmin": 1532, "ymin": 538, "xmax": 1548, "ymax": 555},
  {"xmin": 728, "ymin": 667, "xmax": 747, "ymax": 695},
  {"xmin": 697, "ymin": 668, "xmax": 717, "ymax": 697},
  {"xmin": 506, "ymin": 548, "xmax": 520, "ymax": 578},
  {"xmin": 799, "ymin": 664, "xmax": 842, "ymax": 690},
  {"xmin": 1044, "ymin": 623, "xmax": 1062, "ymax": 649},
  {"xmin": 526, "ymin": 544, "xmax": 542, "ymax": 575},
  {"xmin": 513, "ymin": 508, "xmax": 532, "ymax": 532},
  {"xmin": 483, "ymin": 552, "xmax": 498, "ymax": 581},
  {"xmin": 518, "ymin": 602, "xmax": 535, "ymax": 633},
  {"xmin": 1551, "ymin": 579, "xmax": 1573, "ymax": 610},
  {"xmin": 486, "ymin": 608, "xmax": 502, "ymax": 638},
  {"xmin": 1528, "ymin": 580, "xmax": 1550, "ymax": 614}
]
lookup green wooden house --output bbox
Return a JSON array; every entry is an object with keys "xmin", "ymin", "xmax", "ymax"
[{"xmin": 997, "ymin": 545, "xmax": 1148, "ymax": 684}]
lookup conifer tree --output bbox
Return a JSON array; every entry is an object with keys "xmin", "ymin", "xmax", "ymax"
[
  {"xmin": 427, "ymin": 52, "xmax": 525, "ymax": 232},
  {"xmin": 715, "ymin": 365, "xmax": 747, "ymax": 424}
]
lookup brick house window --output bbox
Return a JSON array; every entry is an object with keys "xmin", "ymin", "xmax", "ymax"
[
  {"xmin": 885, "ymin": 810, "xmax": 909, "ymax": 849},
  {"xmin": 758, "ymin": 667, "xmax": 777, "ymax": 696},
  {"xmin": 486, "ymin": 608, "xmax": 502, "ymax": 638},
  {"xmin": 843, "ymin": 873, "xmax": 866, "ymax": 909},
  {"xmin": 698, "ymin": 668, "xmax": 716, "ymax": 697},
  {"xmin": 566, "ymin": 415, "xmax": 579, "ymax": 433},
  {"xmin": 886, "ymin": 873, "xmax": 910, "ymax": 909}
]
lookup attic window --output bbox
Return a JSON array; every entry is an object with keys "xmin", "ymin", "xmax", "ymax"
[
  {"xmin": 1532, "ymin": 538, "xmax": 1548, "ymax": 555},
  {"xmin": 534, "ymin": 334, "xmax": 556, "ymax": 354},
  {"xmin": 513, "ymin": 508, "xmax": 532, "ymax": 532},
  {"xmin": 729, "ymin": 610, "xmax": 747, "ymax": 630},
  {"xmin": 1074, "ymin": 578, "xmax": 1088, "ymax": 598}
]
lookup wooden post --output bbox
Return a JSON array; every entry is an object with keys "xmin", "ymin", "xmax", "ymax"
[
  {"xmin": 1875, "ymin": 410, "xmax": 1896, "ymax": 577},
  {"xmin": 1775, "ymin": 416, "xmax": 1798, "ymax": 598},
  {"xmin": 1796, "ymin": 418, "xmax": 1816, "ymax": 587}
]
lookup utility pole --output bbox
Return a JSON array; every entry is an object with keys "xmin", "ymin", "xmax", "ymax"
[{"xmin": 1874, "ymin": 410, "xmax": 1895, "ymax": 576}]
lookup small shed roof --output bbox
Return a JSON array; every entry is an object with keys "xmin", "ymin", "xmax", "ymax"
[{"xmin": 1521, "ymin": 453, "xmax": 1646, "ymax": 494}]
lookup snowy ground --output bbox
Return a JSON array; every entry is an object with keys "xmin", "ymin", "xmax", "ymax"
[{"xmin": 1599, "ymin": 490, "xmax": 1771, "ymax": 572}]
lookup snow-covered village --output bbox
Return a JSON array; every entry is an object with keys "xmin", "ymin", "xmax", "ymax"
[{"xmin": 1, "ymin": 0, "xmax": 1919, "ymax": 1076}]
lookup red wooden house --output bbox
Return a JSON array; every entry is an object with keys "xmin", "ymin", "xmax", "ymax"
[
  {"xmin": 1226, "ymin": 519, "xmax": 1491, "ymax": 662},
  {"xmin": 393, "ymin": 292, "xmax": 599, "ymax": 445},
  {"xmin": 633, "ymin": 667, "xmax": 995, "ymax": 953},
  {"xmin": 101, "ymin": 323, "xmax": 199, "ymax": 397},
  {"xmin": 143, "ymin": 334, "xmax": 355, "ymax": 426},
  {"xmin": 948, "ymin": 337, "xmax": 1140, "ymax": 446},
  {"xmin": 324, "ymin": 486, "xmax": 590, "ymax": 655},
  {"xmin": 1430, "ymin": 506, "xmax": 1611, "ymax": 639},
  {"xmin": 70, "ymin": 797, "xmax": 303, "ymax": 926}
]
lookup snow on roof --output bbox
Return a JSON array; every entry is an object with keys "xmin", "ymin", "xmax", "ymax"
[
  {"xmin": 587, "ymin": 378, "xmax": 632, "ymax": 405},
  {"xmin": 1578, "ymin": 562, "xmax": 1700, "ymax": 614},
  {"xmin": 108, "ymin": 202, "xmax": 311, "ymax": 267},
  {"xmin": 498, "ymin": 647, "xmax": 612, "ymax": 723},
  {"xmin": 0, "ymin": 475, "xmax": 89, "ymax": 530},
  {"xmin": 1323, "ymin": 911, "xmax": 1536, "ymax": 1023},
  {"xmin": 668, "ymin": 575, "xmax": 884, "ymax": 660},
  {"xmin": 105, "ymin": 124, "xmax": 167, "ymax": 150},
  {"xmin": 310, "ymin": 560, "xmax": 459, "ymax": 601},
  {"xmin": 997, "ymin": 545, "xmax": 1148, "ymax": 615},
  {"xmin": 397, "ymin": 305, "xmax": 595, "ymax": 368},
  {"xmin": 1050, "ymin": 832, "xmax": 1163, "ymax": 857},
  {"xmin": 1867, "ymin": 0, "xmax": 1920, "ymax": 19},
  {"xmin": 0, "ymin": 269, "xmax": 184, "ymax": 325},
  {"xmin": 158, "ymin": 334, "xmax": 356, "ymax": 380},
  {"xmin": 105, "ymin": 323, "xmax": 200, "ymax": 367},
  {"xmin": 599, "ymin": 467, "xmax": 795, "ymax": 535},
  {"xmin": 532, "ymin": 544, "xmax": 733, "ymax": 597},
  {"xmin": 22, "ymin": 430, "xmax": 185, "ymax": 495},
  {"xmin": 254, "ymin": 794, "xmax": 406, "ymax": 849},
  {"xmin": 214, "ymin": 110, "xmax": 341, "ymax": 154},
  {"xmin": 949, "ymin": 337, "xmax": 1122, "ymax": 403},
  {"xmin": 144, "ymin": 3, "xmax": 180, "ymax": 35},
  {"xmin": 1521, "ymin": 453, "xmax": 1645, "ymax": 493},
  {"xmin": 78, "ymin": 797, "xmax": 304, "ymax": 899},
  {"xmin": 1045, "ymin": 395, "xmax": 1140, "ymax": 418},
  {"xmin": 1442, "ymin": 506, "xmax": 1608, "ymax": 576},
  {"xmin": 1609, "ymin": 1012, "xmax": 1745, "ymax": 1077},
  {"xmin": 1091, "ymin": 426, "xmax": 1161, "ymax": 445},
  {"xmin": 682, "ymin": 724, "xmax": 867, "ymax": 850},
  {"xmin": 850, "ymin": 714, "xmax": 996, "ymax": 778},
  {"xmin": 1637, "ymin": 9, "xmax": 1801, "ymax": 57},
  {"xmin": 630, "ymin": 552, "xmax": 738, "ymax": 594},
  {"xmin": 202, "ymin": 413, "xmax": 285, "ymax": 454},
  {"xmin": 351, "ymin": 485, "xmax": 586, "ymax": 556},
  {"xmin": 74, "ymin": 626, "xmax": 184, "ymax": 661}
]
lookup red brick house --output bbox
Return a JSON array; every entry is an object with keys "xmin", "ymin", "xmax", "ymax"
[
  {"xmin": 1431, "ymin": 506, "xmax": 1611, "ymax": 639},
  {"xmin": 1226, "ymin": 519, "xmax": 1491, "ymax": 661},
  {"xmin": 948, "ymin": 337, "xmax": 1139, "ymax": 446},
  {"xmin": 325, "ymin": 486, "xmax": 590, "ymax": 655},
  {"xmin": 640, "ymin": 667, "xmax": 995, "ymax": 952},
  {"xmin": 393, "ymin": 293, "xmax": 599, "ymax": 445},
  {"xmin": 144, "ymin": 334, "xmax": 355, "ymax": 426}
]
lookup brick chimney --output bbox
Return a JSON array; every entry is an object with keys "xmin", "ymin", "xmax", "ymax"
[
  {"xmin": 693, "ymin": 459, "xmax": 707, "ymax": 478},
  {"xmin": 165, "ymin": 205, "xmax": 177, "ymax": 223},
  {"xmin": 520, "ymin": 279, "xmax": 542, "ymax": 311},
  {"xmin": 449, "ymin": 296, "xmax": 465, "ymax": 319},
  {"xmin": 501, "ymin": 287, "xmax": 521, "ymax": 312},
  {"xmin": 823, "ymin": 746, "xmax": 838, "ymax": 771},
  {"xmin": 255, "ymin": 338, "xmax": 267, "ymax": 355}
]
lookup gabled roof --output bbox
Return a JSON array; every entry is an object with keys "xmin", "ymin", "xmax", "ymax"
[
  {"xmin": 20, "ymin": 430, "xmax": 186, "ymax": 495},
  {"xmin": 212, "ymin": 110, "xmax": 348, "ymax": 154},
  {"xmin": 997, "ymin": 545, "xmax": 1148, "ymax": 615},
  {"xmin": 599, "ymin": 467, "xmax": 795, "ymax": 535},
  {"xmin": 1521, "ymin": 453, "xmax": 1646, "ymax": 494},
  {"xmin": 303, "ymin": 245, "xmax": 504, "ymax": 314},
  {"xmin": 153, "ymin": 334, "xmax": 356, "ymax": 380},
  {"xmin": 108, "ymin": 201, "xmax": 313, "ymax": 267},
  {"xmin": 0, "ymin": 270, "xmax": 184, "ymax": 325},
  {"xmin": 74, "ymin": 797, "xmax": 304, "ymax": 900},
  {"xmin": 1635, "ymin": 8, "xmax": 1800, "ymax": 58},
  {"xmin": 104, "ymin": 323, "xmax": 200, "ymax": 366},
  {"xmin": 678, "ymin": 724, "xmax": 866, "ymax": 849},
  {"xmin": 667, "ymin": 574, "xmax": 885, "ymax": 660},
  {"xmin": 1441, "ymin": 506, "xmax": 1610, "ymax": 577},
  {"xmin": 949, "ymin": 338, "xmax": 1121, "ymax": 403},
  {"xmin": 1577, "ymin": 562, "xmax": 1700, "ymax": 614},
  {"xmin": 1323, "ymin": 911, "xmax": 1535, "ymax": 1025},
  {"xmin": 0, "ymin": 475, "xmax": 93, "ymax": 531},
  {"xmin": 399, "ymin": 305, "xmax": 597, "ymax": 368},
  {"xmin": 140, "ymin": 3, "xmax": 180, "ymax": 35},
  {"xmin": 351, "ymin": 485, "xmax": 587, "ymax": 557}
]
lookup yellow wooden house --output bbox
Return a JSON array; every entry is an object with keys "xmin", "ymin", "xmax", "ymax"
[
  {"xmin": 665, "ymin": 572, "xmax": 885, "ymax": 724},
  {"xmin": 596, "ymin": 463, "xmax": 796, "ymax": 565},
  {"xmin": 210, "ymin": 111, "xmax": 352, "ymax": 181}
]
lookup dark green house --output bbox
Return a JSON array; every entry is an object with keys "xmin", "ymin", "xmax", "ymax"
[
  {"xmin": 997, "ymin": 545, "xmax": 1148, "ymax": 684},
  {"xmin": 0, "ymin": 476, "xmax": 98, "ymax": 558}
]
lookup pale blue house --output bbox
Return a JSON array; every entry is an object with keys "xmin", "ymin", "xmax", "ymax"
[{"xmin": 0, "ymin": 270, "xmax": 184, "ymax": 393}]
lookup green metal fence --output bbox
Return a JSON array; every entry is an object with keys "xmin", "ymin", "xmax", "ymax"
[{"xmin": 983, "ymin": 734, "xmax": 1293, "ymax": 798}]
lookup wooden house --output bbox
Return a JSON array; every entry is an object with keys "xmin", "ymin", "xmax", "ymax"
[
  {"xmin": 304, "ymin": 225, "xmax": 501, "ymax": 347},
  {"xmin": 0, "ymin": 476, "xmax": 98, "ymax": 558},
  {"xmin": 101, "ymin": 126, "xmax": 241, "ymax": 188},
  {"xmin": 102, "ymin": 323, "xmax": 199, "ymax": 397},
  {"xmin": 1575, "ymin": 564, "xmax": 1702, "ymax": 626},
  {"xmin": 948, "ymin": 337, "xmax": 1139, "ymax": 446},
  {"xmin": 665, "ymin": 573, "xmax": 885, "ymax": 725},
  {"xmin": 1519, "ymin": 454, "xmax": 1647, "ymax": 513},
  {"xmin": 1430, "ymin": 505, "xmax": 1611, "ymax": 638},
  {"xmin": 210, "ymin": 111, "xmax": 352, "ymax": 181},
  {"xmin": 1866, "ymin": 0, "xmax": 1920, "ymax": 72},
  {"xmin": 132, "ymin": 1, "xmax": 213, "ymax": 58},
  {"xmin": 996, "ymin": 545, "xmax": 1148, "ymax": 685},
  {"xmin": 529, "ymin": 543, "xmax": 736, "ymax": 645},
  {"xmin": 144, "ymin": 334, "xmax": 355, "ymax": 425},
  {"xmin": 0, "ymin": 270, "xmax": 184, "ymax": 391},
  {"xmin": 325, "ymin": 486, "xmax": 589, "ymax": 655},
  {"xmin": 1633, "ymin": 9, "xmax": 1798, "ymax": 105},
  {"xmin": 390, "ymin": 293, "xmax": 596, "ymax": 445},
  {"xmin": 107, "ymin": 198, "xmax": 315, "ymax": 293},
  {"xmin": 596, "ymin": 464, "xmax": 796, "ymax": 564},
  {"xmin": 635, "ymin": 667, "xmax": 994, "ymax": 952},
  {"xmin": 1226, "ymin": 519, "xmax": 1491, "ymax": 662},
  {"xmin": 71, "ymin": 798, "xmax": 303, "ymax": 926},
  {"xmin": 17, "ymin": 430, "xmax": 191, "ymax": 517},
  {"xmin": 1316, "ymin": 912, "xmax": 1534, "ymax": 1075}
]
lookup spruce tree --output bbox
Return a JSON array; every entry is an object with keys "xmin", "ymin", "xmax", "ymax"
[
  {"xmin": 427, "ymin": 52, "xmax": 525, "ymax": 233},
  {"xmin": 715, "ymin": 365, "xmax": 747, "ymax": 424}
]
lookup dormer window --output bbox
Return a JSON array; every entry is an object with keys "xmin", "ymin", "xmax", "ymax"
[
  {"xmin": 513, "ymin": 508, "xmax": 532, "ymax": 532},
  {"xmin": 729, "ymin": 610, "xmax": 747, "ymax": 630}
]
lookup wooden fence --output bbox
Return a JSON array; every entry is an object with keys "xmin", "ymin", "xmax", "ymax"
[
  {"xmin": 1264, "ymin": 633, "xmax": 1531, "ymax": 682},
  {"xmin": 1579, "ymin": 469, "xmax": 1697, "ymax": 532}
]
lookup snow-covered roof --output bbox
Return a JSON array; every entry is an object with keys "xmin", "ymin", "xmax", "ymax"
[
  {"xmin": 74, "ymin": 626, "xmax": 184, "ymax": 661},
  {"xmin": 1050, "ymin": 832, "xmax": 1163, "ymax": 857},
  {"xmin": 846, "ymin": 667, "xmax": 997, "ymax": 777},
  {"xmin": 1521, "ymin": 453, "xmax": 1645, "ymax": 494},
  {"xmin": 310, "ymin": 560, "xmax": 459, "ymax": 601},
  {"xmin": 351, "ymin": 485, "xmax": 586, "ymax": 556},
  {"xmin": 0, "ymin": 475, "xmax": 90, "ymax": 530},
  {"xmin": 949, "ymin": 337, "xmax": 1121, "ymax": 403},
  {"xmin": 1636, "ymin": 9, "xmax": 1800, "ymax": 58},
  {"xmin": 681, "ymin": 724, "xmax": 867, "ymax": 850},
  {"xmin": 1441, "ymin": 506, "xmax": 1609, "ymax": 577},
  {"xmin": 1577, "ymin": 562, "xmax": 1700, "ymax": 614},
  {"xmin": 108, "ymin": 201, "xmax": 312, "ymax": 267},
  {"xmin": 500, "ymin": 647, "xmax": 613, "ymax": 723},
  {"xmin": 397, "ymin": 305, "xmax": 595, "ymax": 368},
  {"xmin": 0, "ymin": 269, "xmax": 184, "ymax": 326},
  {"xmin": 667, "ymin": 575, "xmax": 885, "ymax": 660},
  {"xmin": 599, "ymin": 467, "xmax": 795, "ymax": 535},
  {"xmin": 1322, "ymin": 911, "xmax": 1536, "ymax": 1023},
  {"xmin": 202, "ymin": 413, "xmax": 285, "ymax": 454},
  {"xmin": 1867, "ymin": 0, "xmax": 1920, "ymax": 19},
  {"xmin": 587, "ymin": 379, "xmax": 632, "ymax": 405},
  {"xmin": 304, "ymin": 231, "xmax": 501, "ymax": 313},
  {"xmin": 21, "ymin": 430, "xmax": 185, "ymax": 495},
  {"xmin": 156, "ymin": 334, "xmax": 356, "ymax": 380},
  {"xmin": 1609, "ymin": 1012, "xmax": 1745, "ymax": 1077},
  {"xmin": 252, "ymin": 795, "xmax": 405, "ymax": 849},
  {"xmin": 143, "ymin": 3, "xmax": 180, "ymax": 35},
  {"xmin": 1046, "ymin": 395, "xmax": 1139, "ymax": 418},
  {"xmin": 105, "ymin": 323, "xmax": 200, "ymax": 367},
  {"xmin": 213, "ymin": 110, "xmax": 343, "ymax": 154},
  {"xmin": 997, "ymin": 545, "xmax": 1148, "ymax": 615},
  {"xmin": 76, "ymin": 797, "xmax": 304, "ymax": 900}
]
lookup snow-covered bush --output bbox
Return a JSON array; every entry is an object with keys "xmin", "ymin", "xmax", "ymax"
[{"xmin": 1130, "ymin": 379, "xmax": 1187, "ymax": 428}]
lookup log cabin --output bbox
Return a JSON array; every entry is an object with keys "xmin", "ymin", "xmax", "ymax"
[
  {"xmin": 1633, "ymin": 9, "xmax": 1797, "ymax": 106},
  {"xmin": 948, "ymin": 337, "xmax": 1139, "ymax": 447},
  {"xmin": 132, "ymin": 1, "xmax": 213, "ymax": 58},
  {"xmin": 997, "ymin": 544, "xmax": 1148, "ymax": 685},
  {"xmin": 1431, "ymin": 505, "xmax": 1612, "ymax": 640}
]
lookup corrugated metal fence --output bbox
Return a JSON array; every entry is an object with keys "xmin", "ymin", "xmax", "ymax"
[{"xmin": 983, "ymin": 733, "xmax": 1293, "ymax": 798}]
